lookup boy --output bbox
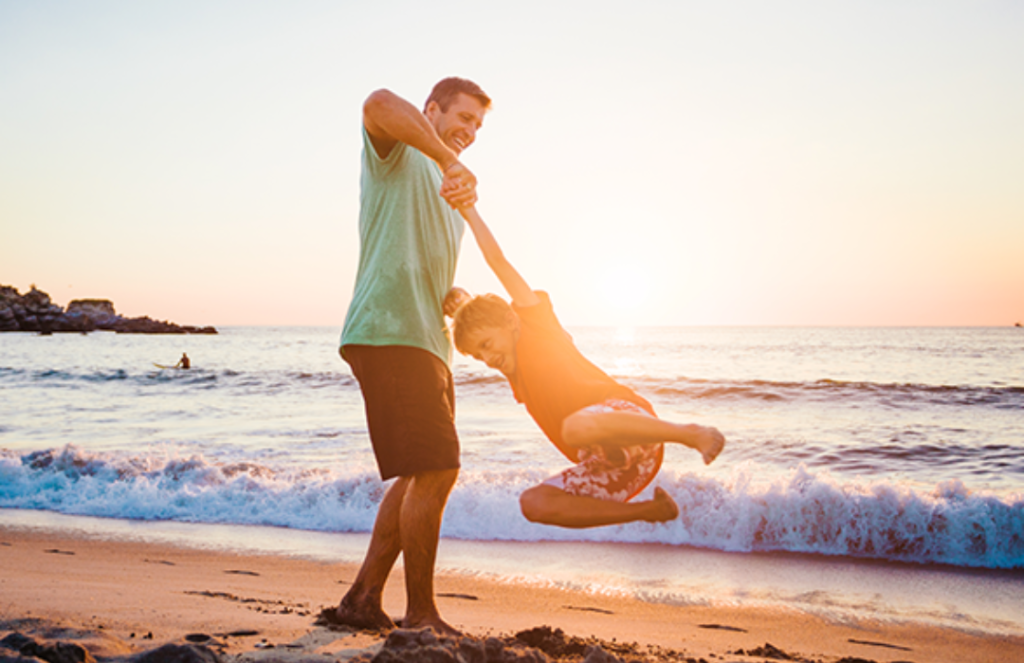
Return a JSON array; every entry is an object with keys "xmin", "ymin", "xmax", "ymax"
[{"xmin": 449, "ymin": 207, "xmax": 725, "ymax": 529}]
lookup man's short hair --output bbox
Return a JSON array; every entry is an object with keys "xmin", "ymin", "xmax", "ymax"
[
  {"xmin": 425, "ymin": 77, "xmax": 492, "ymax": 113},
  {"xmin": 452, "ymin": 294, "xmax": 512, "ymax": 354}
]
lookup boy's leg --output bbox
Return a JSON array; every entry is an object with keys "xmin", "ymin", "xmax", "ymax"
[
  {"xmin": 562, "ymin": 406, "xmax": 725, "ymax": 465},
  {"xmin": 520, "ymin": 484, "xmax": 678, "ymax": 528},
  {"xmin": 523, "ymin": 424, "xmax": 673, "ymax": 529}
]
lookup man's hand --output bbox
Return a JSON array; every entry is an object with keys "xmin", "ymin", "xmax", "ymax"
[{"xmin": 440, "ymin": 161, "xmax": 478, "ymax": 209}]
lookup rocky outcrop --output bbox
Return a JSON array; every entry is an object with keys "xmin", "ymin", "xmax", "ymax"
[
  {"xmin": 0, "ymin": 284, "xmax": 216, "ymax": 335},
  {"xmin": 0, "ymin": 631, "xmax": 221, "ymax": 663}
]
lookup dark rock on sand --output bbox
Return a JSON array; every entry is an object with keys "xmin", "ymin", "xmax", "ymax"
[
  {"xmin": 131, "ymin": 644, "xmax": 221, "ymax": 663},
  {"xmin": 0, "ymin": 284, "xmax": 215, "ymax": 335},
  {"xmin": 181, "ymin": 636, "xmax": 211, "ymax": 644},
  {"xmin": 578, "ymin": 646, "xmax": 626, "ymax": 663},
  {"xmin": 1, "ymin": 627, "xmax": 220, "ymax": 663},
  {"xmin": 0, "ymin": 633, "xmax": 96, "ymax": 663},
  {"xmin": 733, "ymin": 642, "xmax": 793, "ymax": 660},
  {"xmin": 513, "ymin": 627, "xmax": 589, "ymax": 660}
]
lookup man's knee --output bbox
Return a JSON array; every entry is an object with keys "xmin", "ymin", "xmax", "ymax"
[
  {"xmin": 424, "ymin": 466, "xmax": 459, "ymax": 485},
  {"xmin": 410, "ymin": 467, "xmax": 459, "ymax": 497}
]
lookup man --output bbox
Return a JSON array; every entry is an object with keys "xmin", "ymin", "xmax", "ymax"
[{"xmin": 334, "ymin": 77, "xmax": 491, "ymax": 636}]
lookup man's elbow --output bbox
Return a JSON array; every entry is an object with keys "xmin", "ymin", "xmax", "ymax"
[{"xmin": 363, "ymin": 89, "xmax": 397, "ymax": 121}]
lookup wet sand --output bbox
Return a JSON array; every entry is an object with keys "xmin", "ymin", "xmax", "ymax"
[{"xmin": 2, "ymin": 525, "xmax": 1022, "ymax": 662}]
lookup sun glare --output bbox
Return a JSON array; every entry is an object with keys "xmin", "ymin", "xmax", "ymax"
[
  {"xmin": 615, "ymin": 326, "xmax": 636, "ymax": 343},
  {"xmin": 593, "ymin": 262, "xmax": 654, "ymax": 324}
]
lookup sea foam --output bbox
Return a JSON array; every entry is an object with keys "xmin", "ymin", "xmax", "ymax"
[{"xmin": 2, "ymin": 445, "xmax": 1021, "ymax": 570}]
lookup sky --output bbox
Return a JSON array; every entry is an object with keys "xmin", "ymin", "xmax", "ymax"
[{"xmin": 2, "ymin": 1, "xmax": 1022, "ymax": 327}]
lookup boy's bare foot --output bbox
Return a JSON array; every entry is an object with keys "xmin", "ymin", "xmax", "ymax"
[
  {"xmin": 328, "ymin": 595, "xmax": 396, "ymax": 632},
  {"xmin": 697, "ymin": 426, "xmax": 726, "ymax": 465},
  {"xmin": 644, "ymin": 487, "xmax": 679, "ymax": 522}
]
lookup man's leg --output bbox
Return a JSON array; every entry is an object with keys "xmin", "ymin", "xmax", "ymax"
[
  {"xmin": 334, "ymin": 476, "xmax": 411, "ymax": 629},
  {"xmin": 398, "ymin": 467, "xmax": 460, "ymax": 635},
  {"xmin": 337, "ymin": 344, "xmax": 461, "ymax": 633},
  {"xmin": 562, "ymin": 408, "xmax": 725, "ymax": 465},
  {"xmin": 520, "ymin": 484, "xmax": 678, "ymax": 528}
]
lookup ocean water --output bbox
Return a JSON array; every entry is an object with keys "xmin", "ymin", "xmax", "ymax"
[{"xmin": 2, "ymin": 326, "xmax": 1023, "ymax": 633}]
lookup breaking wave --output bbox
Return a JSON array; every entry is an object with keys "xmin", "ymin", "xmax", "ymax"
[{"xmin": 2, "ymin": 445, "xmax": 1021, "ymax": 570}]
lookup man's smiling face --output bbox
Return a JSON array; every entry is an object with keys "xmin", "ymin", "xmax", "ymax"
[{"xmin": 426, "ymin": 92, "xmax": 486, "ymax": 155}]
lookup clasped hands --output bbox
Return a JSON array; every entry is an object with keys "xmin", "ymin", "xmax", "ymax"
[{"xmin": 440, "ymin": 161, "xmax": 477, "ymax": 210}]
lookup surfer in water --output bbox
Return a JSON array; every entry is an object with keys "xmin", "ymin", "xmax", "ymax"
[
  {"xmin": 447, "ymin": 207, "xmax": 725, "ymax": 529},
  {"xmin": 175, "ymin": 353, "xmax": 190, "ymax": 369}
]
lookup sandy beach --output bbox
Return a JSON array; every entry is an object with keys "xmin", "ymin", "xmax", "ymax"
[{"xmin": 2, "ymin": 524, "xmax": 1022, "ymax": 663}]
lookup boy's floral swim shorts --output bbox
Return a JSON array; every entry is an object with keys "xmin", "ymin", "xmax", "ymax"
[{"xmin": 542, "ymin": 399, "xmax": 664, "ymax": 503}]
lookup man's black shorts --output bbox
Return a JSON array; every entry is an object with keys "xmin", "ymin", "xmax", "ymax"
[{"xmin": 342, "ymin": 344, "xmax": 460, "ymax": 481}]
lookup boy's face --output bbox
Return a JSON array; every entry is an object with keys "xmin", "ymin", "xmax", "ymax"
[{"xmin": 462, "ymin": 324, "xmax": 518, "ymax": 377}]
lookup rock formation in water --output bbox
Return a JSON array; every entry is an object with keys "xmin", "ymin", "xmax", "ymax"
[{"xmin": 0, "ymin": 284, "xmax": 217, "ymax": 334}]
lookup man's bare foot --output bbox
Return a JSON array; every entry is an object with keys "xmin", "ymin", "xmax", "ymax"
[
  {"xmin": 697, "ymin": 426, "xmax": 726, "ymax": 465},
  {"xmin": 643, "ymin": 487, "xmax": 679, "ymax": 522},
  {"xmin": 401, "ymin": 615, "xmax": 462, "ymax": 638},
  {"xmin": 326, "ymin": 594, "xmax": 396, "ymax": 632}
]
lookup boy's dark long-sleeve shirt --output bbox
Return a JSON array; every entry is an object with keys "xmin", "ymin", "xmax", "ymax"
[{"xmin": 509, "ymin": 291, "xmax": 655, "ymax": 462}]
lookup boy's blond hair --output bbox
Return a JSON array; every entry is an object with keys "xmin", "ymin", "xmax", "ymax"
[{"xmin": 452, "ymin": 294, "xmax": 514, "ymax": 354}]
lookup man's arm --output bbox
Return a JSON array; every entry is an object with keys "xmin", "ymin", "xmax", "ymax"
[
  {"xmin": 459, "ymin": 207, "xmax": 540, "ymax": 308},
  {"xmin": 363, "ymin": 89, "xmax": 476, "ymax": 207}
]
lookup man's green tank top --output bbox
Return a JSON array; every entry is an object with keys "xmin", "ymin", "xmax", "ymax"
[{"xmin": 340, "ymin": 127, "xmax": 464, "ymax": 367}]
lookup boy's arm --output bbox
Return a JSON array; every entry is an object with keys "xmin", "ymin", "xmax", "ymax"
[
  {"xmin": 362, "ymin": 88, "xmax": 476, "ymax": 206},
  {"xmin": 459, "ymin": 207, "xmax": 540, "ymax": 308}
]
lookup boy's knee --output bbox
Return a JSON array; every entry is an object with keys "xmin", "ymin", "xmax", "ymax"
[{"xmin": 519, "ymin": 486, "xmax": 551, "ymax": 524}]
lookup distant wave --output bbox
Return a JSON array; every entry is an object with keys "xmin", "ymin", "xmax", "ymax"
[
  {"xmin": 453, "ymin": 372, "xmax": 1024, "ymax": 408},
  {"xmin": 2, "ymin": 445, "xmax": 1021, "ymax": 570},
  {"xmin": 630, "ymin": 376, "xmax": 1024, "ymax": 409},
  {"xmin": 0, "ymin": 366, "xmax": 357, "ymax": 391},
  {"xmin": 6, "ymin": 365, "xmax": 1021, "ymax": 410}
]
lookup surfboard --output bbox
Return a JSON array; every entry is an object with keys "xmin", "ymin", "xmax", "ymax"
[{"xmin": 153, "ymin": 363, "xmax": 175, "ymax": 369}]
